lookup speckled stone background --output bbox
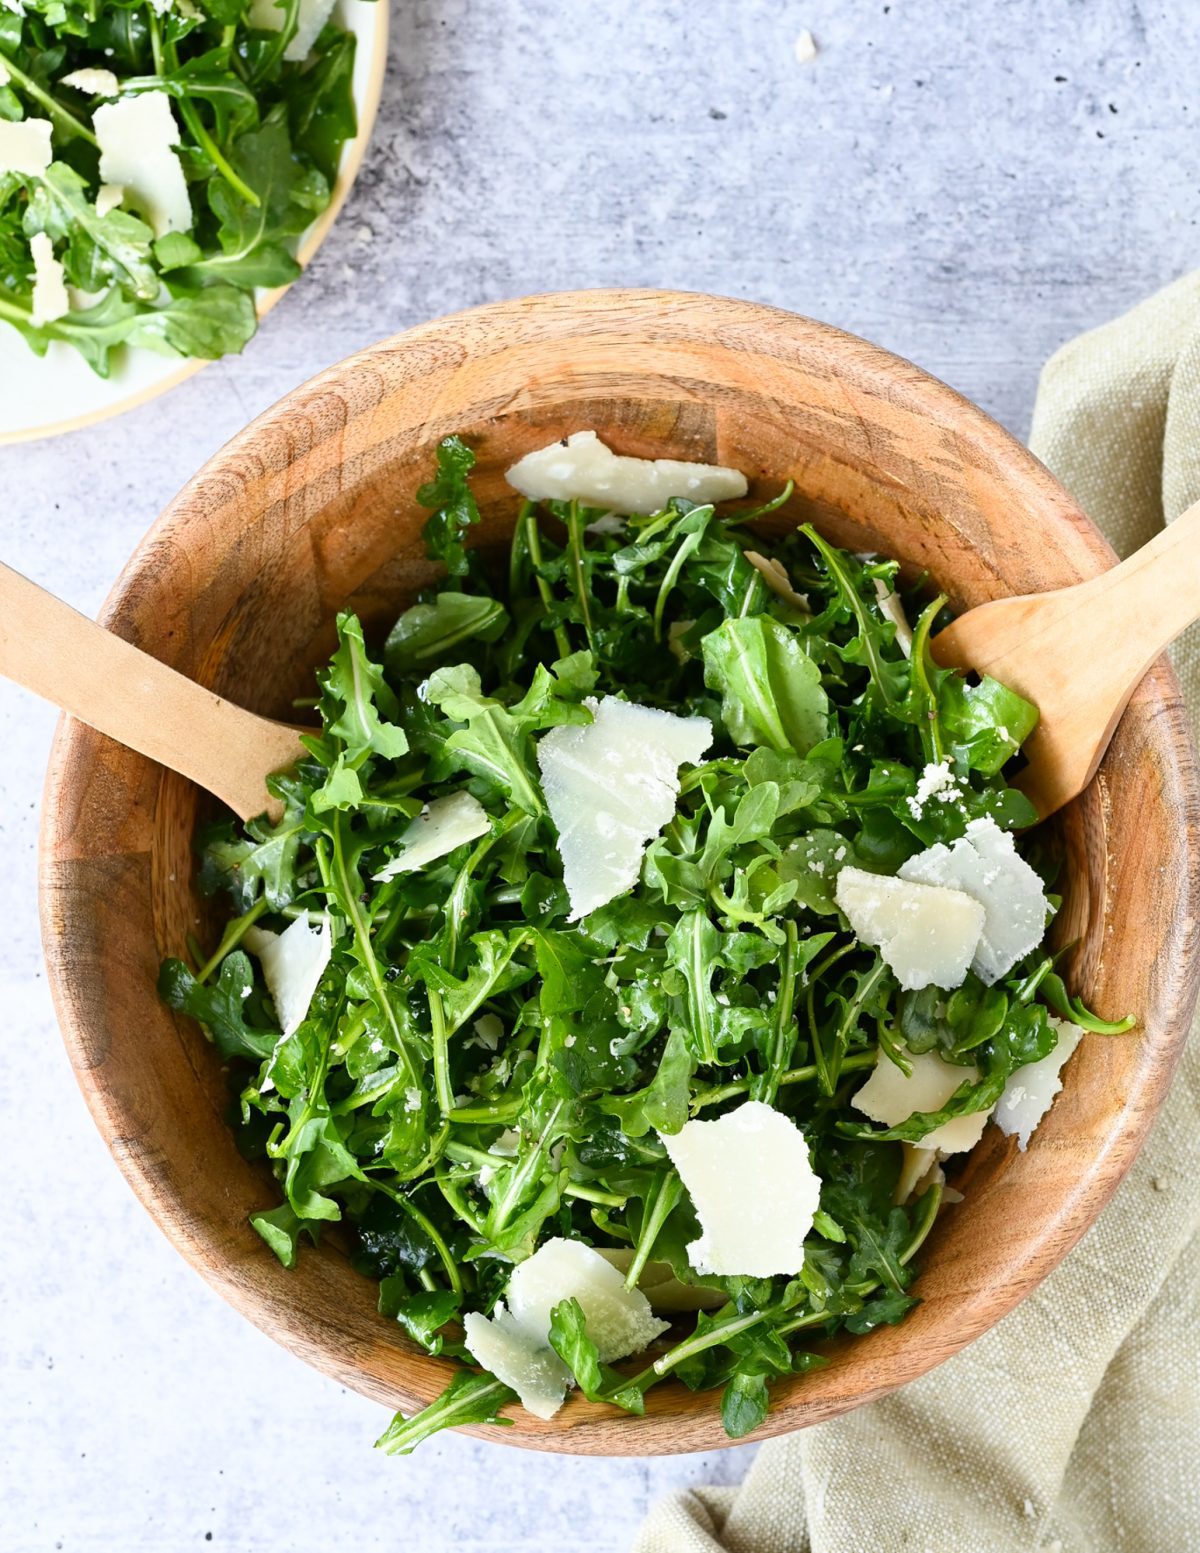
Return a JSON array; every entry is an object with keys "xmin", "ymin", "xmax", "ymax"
[{"xmin": 2, "ymin": 2, "xmax": 1197, "ymax": 1550}]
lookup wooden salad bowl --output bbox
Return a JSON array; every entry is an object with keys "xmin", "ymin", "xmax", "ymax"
[{"xmin": 39, "ymin": 290, "xmax": 1200, "ymax": 1454}]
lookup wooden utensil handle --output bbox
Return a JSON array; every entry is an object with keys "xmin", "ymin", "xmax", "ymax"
[
  {"xmin": 0, "ymin": 562, "xmax": 300, "ymax": 821},
  {"xmin": 1081, "ymin": 498, "xmax": 1200, "ymax": 673},
  {"xmin": 938, "ymin": 499, "xmax": 1200, "ymax": 702}
]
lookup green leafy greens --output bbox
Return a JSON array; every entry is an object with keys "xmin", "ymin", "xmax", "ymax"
[
  {"xmin": 0, "ymin": 0, "xmax": 369, "ymax": 373},
  {"xmin": 161, "ymin": 436, "xmax": 1130, "ymax": 1453}
]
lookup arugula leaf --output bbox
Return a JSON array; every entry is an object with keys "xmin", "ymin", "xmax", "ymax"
[
  {"xmin": 198, "ymin": 814, "xmax": 305, "ymax": 912},
  {"xmin": 158, "ymin": 952, "xmax": 277, "ymax": 1061},
  {"xmin": 545, "ymin": 1298, "xmax": 647, "ymax": 1415},
  {"xmin": 386, "ymin": 592, "xmax": 509, "ymax": 677},
  {"xmin": 394, "ymin": 1289, "xmax": 462, "ymax": 1355},
  {"xmin": 23, "ymin": 162, "xmax": 159, "ymax": 300},
  {"xmin": 250, "ymin": 1202, "xmax": 316, "ymax": 1269},
  {"xmin": 318, "ymin": 611, "xmax": 410, "ymax": 764},
  {"xmin": 702, "ymin": 616, "xmax": 829, "ymax": 754},
  {"xmin": 420, "ymin": 663, "xmax": 549, "ymax": 814},
  {"xmin": 1038, "ymin": 972, "xmax": 1136, "ymax": 1034},
  {"xmin": 419, "ymin": 436, "xmax": 482, "ymax": 576},
  {"xmin": 598, "ymin": 1029, "xmax": 693, "ymax": 1137},
  {"xmin": 940, "ymin": 674, "xmax": 1039, "ymax": 775},
  {"xmin": 720, "ymin": 1370, "xmax": 770, "ymax": 1437},
  {"xmin": 374, "ymin": 1372, "xmax": 517, "ymax": 1456}
]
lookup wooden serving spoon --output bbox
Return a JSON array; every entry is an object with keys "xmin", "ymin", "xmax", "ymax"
[
  {"xmin": 0, "ymin": 562, "xmax": 303, "ymax": 823},
  {"xmin": 932, "ymin": 499, "xmax": 1200, "ymax": 819}
]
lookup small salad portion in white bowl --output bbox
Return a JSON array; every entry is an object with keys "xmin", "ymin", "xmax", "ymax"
[{"xmin": 0, "ymin": 0, "xmax": 386, "ymax": 443}]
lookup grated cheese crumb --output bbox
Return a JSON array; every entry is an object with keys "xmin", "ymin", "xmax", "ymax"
[{"xmin": 794, "ymin": 28, "xmax": 819, "ymax": 63}]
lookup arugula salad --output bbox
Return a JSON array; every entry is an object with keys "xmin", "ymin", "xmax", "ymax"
[
  {"xmin": 160, "ymin": 430, "xmax": 1131, "ymax": 1451},
  {"xmin": 0, "ymin": 0, "xmax": 366, "ymax": 373}
]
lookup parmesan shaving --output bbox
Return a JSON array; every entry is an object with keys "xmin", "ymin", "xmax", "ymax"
[
  {"xmin": 506, "ymin": 430, "xmax": 748, "ymax": 515},
  {"xmin": 94, "ymin": 91, "xmax": 191, "ymax": 237},
  {"xmin": 835, "ymin": 865, "xmax": 985, "ymax": 991},
  {"xmin": 372, "ymin": 791, "xmax": 491, "ymax": 881},
  {"xmin": 898, "ymin": 816, "xmax": 1049, "ymax": 985},
  {"xmin": 661, "ymin": 1101, "xmax": 821, "ymax": 1277},
  {"xmin": 994, "ymin": 1017, "xmax": 1085, "ymax": 1149},
  {"xmin": 29, "ymin": 232, "xmax": 68, "ymax": 326},
  {"xmin": 461, "ymin": 1238, "xmax": 668, "ymax": 1419},
  {"xmin": 852, "ymin": 1049, "xmax": 992, "ymax": 1153},
  {"xmin": 0, "ymin": 117, "xmax": 52, "ymax": 176},
  {"xmin": 60, "ymin": 67, "xmax": 119, "ymax": 95},
  {"xmin": 248, "ymin": 0, "xmax": 339, "ymax": 61},
  {"xmin": 244, "ymin": 911, "xmax": 332, "ymax": 1036},
  {"xmin": 537, "ymin": 696, "xmax": 711, "ymax": 919},
  {"xmin": 744, "ymin": 550, "xmax": 810, "ymax": 611},
  {"xmin": 873, "ymin": 577, "xmax": 913, "ymax": 656}
]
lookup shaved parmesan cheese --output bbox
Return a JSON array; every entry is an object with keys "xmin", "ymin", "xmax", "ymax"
[
  {"xmin": 95, "ymin": 183, "xmax": 125, "ymax": 218},
  {"xmin": 508, "ymin": 1238, "xmax": 668, "ymax": 1360},
  {"xmin": 852, "ymin": 1049, "xmax": 991, "ymax": 1153},
  {"xmin": 899, "ymin": 816, "xmax": 1049, "ymax": 985},
  {"xmin": 60, "ymin": 67, "xmax": 119, "ymax": 95},
  {"xmin": 0, "ymin": 60, "xmax": 9, "ymax": 87},
  {"xmin": 895, "ymin": 1143, "xmax": 941, "ymax": 1204},
  {"xmin": 835, "ymin": 865, "xmax": 985, "ymax": 991},
  {"xmin": 994, "ymin": 1017, "xmax": 1084, "ymax": 1149},
  {"xmin": 477, "ymin": 1127, "xmax": 519, "ymax": 1188},
  {"xmin": 744, "ymin": 550, "xmax": 810, "ymax": 611},
  {"xmin": 873, "ymin": 578, "xmax": 913, "ymax": 657},
  {"xmin": 461, "ymin": 1309, "xmax": 568, "ymax": 1421},
  {"xmin": 537, "ymin": 696, "xmax": 711, "ymax": 919},
  {"xmin": 248, "ymin": 0, "xmax": 337, "ymax": 61},
  {"xmin": 94, "ymin": 91, "xmax": 191, "ymax": 237},
  {"xmin": 661, "ymin": 1101, "xmax": 821, "ymax": 1277},
  {"xmin": 471, "ymin": 1013, "xmax": 504, "ymax": 1050},
  {"xmin": 0, "ymin": 117, "xmax": 52, "ymax": 176},
  {"xmin": 506, "ymin": 430, "xmax": 748, "ymax": 515},
  {"xmin": 462, "ymin": 1238, "xmax": 668, "ymax": 1419},
  {"xmin": 585, "ymin": 511, "xmax": 626, "ymax": 536},
  {"xmin": 372, "ymin": 792, "xmax": 490, "ymax": 882},
  {"xmin": 29, "ymin": 232, "xmax": 68, "ymax": 326},
  {"xmin": 244, "ymin": 911, "xmax": 331, "ymax": 1036}
]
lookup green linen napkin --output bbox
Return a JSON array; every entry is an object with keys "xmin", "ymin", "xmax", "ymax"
[{"xmin": 635, "ymin": 275, "xmax": 1200, "ymax": 1553}]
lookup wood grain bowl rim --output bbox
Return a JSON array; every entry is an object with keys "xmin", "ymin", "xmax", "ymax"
[{"xmin": 36, "ymin": 289, "xmax": 1200, "ymax": 1455}]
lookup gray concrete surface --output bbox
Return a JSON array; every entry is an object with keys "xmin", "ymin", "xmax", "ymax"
[{"xmin": 2, "ymin": 2, "xmax": 1197, "ymax": 1549}]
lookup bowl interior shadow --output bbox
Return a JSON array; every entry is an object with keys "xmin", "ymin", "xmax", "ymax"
[{"xmin": 39, "ymin": 292, "xmax": 1200, "ymax": 1455}]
